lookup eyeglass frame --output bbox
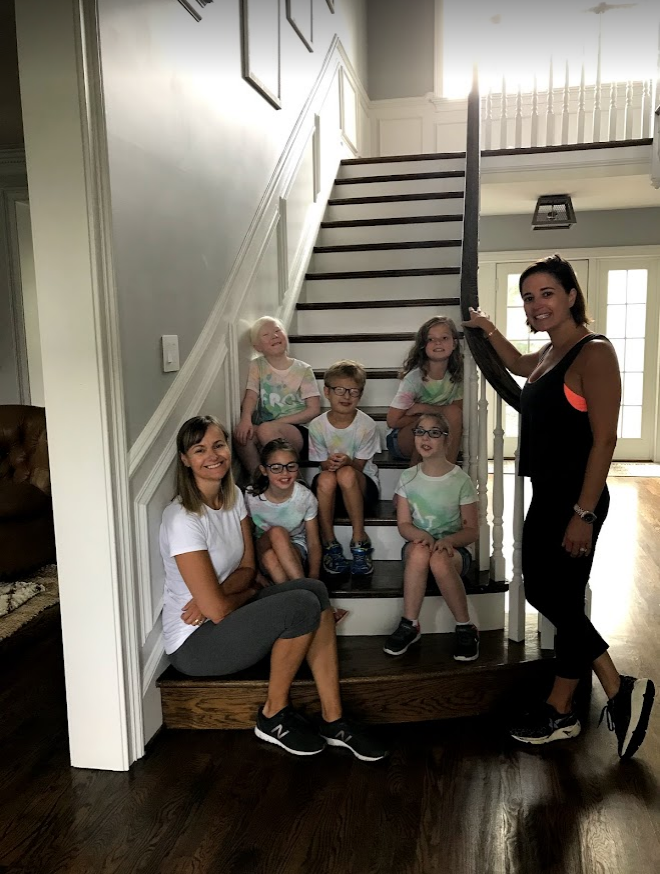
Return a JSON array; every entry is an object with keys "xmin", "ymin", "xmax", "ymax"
[
  {"xmin": 412, "ymin": 427, "xmax": 448, "ymax": 439},
  {"xmin": 264, "ymin": 462, "xmax": 300, "ymax": 473},
  {"xmin": 325, "ymin": 385, "xmax": 363, "ymax": 398}
]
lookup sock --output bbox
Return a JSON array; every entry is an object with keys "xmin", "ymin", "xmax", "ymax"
[
  {"xmin": 401, "ymin": 617, "xmax": 419, "ymax": 630},
  {"xmin": 456, "ymin": 620, "xmax": 473, "ymax": 626}
]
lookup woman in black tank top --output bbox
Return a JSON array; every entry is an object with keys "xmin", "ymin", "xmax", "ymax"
[{"xmin": 463, "ymin": 254, "xmax": 654, "ymax": 759}]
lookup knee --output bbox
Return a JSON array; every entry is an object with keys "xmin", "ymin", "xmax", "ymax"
[
  {"xmin": 430, "ymin": 551, "xmax": 453, "ymax": 576},
  {"xmin": 407, "ymin": 542, "xmax": 431, "ymax": 568},
  {"xmin": 269, "ymin": 526, "xmax": 291, "ymax": 548},
  {"xmin": 316, "ymin": 471, "xmax": 337, "ymax": 495},
  {"xmin": 255, "ymin": 422, "xmax": 278, "ymax": 444},
  {"xmin": 261, "ymin": 548, "xmax": 281, "ymax": 573},
  {"xmin": 336, "ymin": 466, "xmax": 358, "ymax": 487},
  {"xmin": 288, "ymin": 590, "xmax": 322, "ymax": 625},
  {"xmin": 298, "ymin": 577, "xmax": 331, "ymax": 607}
]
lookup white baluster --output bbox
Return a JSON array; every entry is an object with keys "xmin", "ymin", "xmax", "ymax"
[
  {"xmin": 478, "ymin": 372, "xmax": 490, "ymax": 572},
  {"xmin": 500, "ymin": 77, "xmax": 508, "ymax": 149},
  {"xmin": 462, "ymin": 348, "xmax": 471, "ymax": 473},
  {"xmin": 539, "ymin": 614, "xmax": 556, "ymax": 650},
  {"xmin": 531, "ymin": 75, "xmax": 539, "ymax": 147},
  {"xmin": 484, "ymin": 87, "xmax": 493, "ymax": 151},
  {"xmin": 577, "ymin": 62, "xmax": 586, "ymax": 144},
  {"xmin": 561, "ymin": 61, "xmax": 570, "ymax": 145},
  {"xmin": 641, "ymin": 79, "xmax": 652, "ymax": 138},
  {"xmin": 546, "ymin": 57, "xmax": 555, "ymax": 146},
  {"xmin": 469, "ymin": 355, "xmax": 479, "ymax": 485},
  {"xmin": 509, "ymin": 424, "xmax": 525, "ymax": 643},
  {"xmin": 593, "ymin": 47, "xmax": 602, "ymax": 141},
  {"xmin": 515, "ymin": 84, "xmax": 523, "ymax": 148},
  {"xmin": 608, "ymin": 82, "xmax": 618, "ymax": 142},
  {"xmin": 490, "ymin": 395, "xmax": 505, "ymax": 582},
  {"xmin": 624, "ymin": 81, "xmax": 633, "ymax": 140}
]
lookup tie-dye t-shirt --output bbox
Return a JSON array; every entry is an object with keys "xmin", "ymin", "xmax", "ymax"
[
  {"xmin": 395, "ymin": 464, "xmax": 477, "ymax": 540},
  {"xmin": 390, "ymin": 368, "xmax": 463, "ymax": 410},
  {"xmin": 308, "ymin": 409, "xmax": 381, "ymax": 489},
  {"xmin": 246, "ymin": 356, "xmax": 320, "ymax": 424},
  {"xmin": 245, "ymin": 481, "xmax": 318, "ymax": 548}
]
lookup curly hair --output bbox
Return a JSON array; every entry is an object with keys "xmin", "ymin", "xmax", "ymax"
[{"xmin": 399, "ymin": 316, "xmax": 463, "ymax": 383}]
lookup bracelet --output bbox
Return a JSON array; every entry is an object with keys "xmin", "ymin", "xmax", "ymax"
[{"xmin": 486, "ymin": 327, "xmax": 498, "ymax": 339}]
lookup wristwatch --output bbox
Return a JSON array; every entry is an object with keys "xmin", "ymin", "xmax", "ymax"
[{"xmin": 573, "ymin": 503, "xmax": 597, "ymax": 524}]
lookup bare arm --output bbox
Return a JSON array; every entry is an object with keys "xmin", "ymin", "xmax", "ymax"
[
  {"xmin": 276, "ymin": 395, "xmax": 321, "ymax": 426},
  {"xmin": 235, "ymin": 389, "xmax": 258, "ymax": 444},
  {"xmin": 396, "ymin": 495, "xmax": 434, "ymax": 546},
  {"xmin": 437, "ymin": 502, "xmax": 478, "ymax": 550},
  {"xmin": 305, "ymin": 517, "xmax": 322, "ymax": 579},
  {"xmin": 462, "ymin": 307, "xmax": 543, "ymax": 378}
]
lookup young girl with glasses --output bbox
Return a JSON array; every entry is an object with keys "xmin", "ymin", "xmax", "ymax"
[{"xmin": 383, "ymin": 411, "xmax": 480, "ymax": 662}]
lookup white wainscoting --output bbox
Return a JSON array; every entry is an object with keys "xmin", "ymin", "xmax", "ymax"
[
  {"xmin": 130, "ymin": 39, "xmax": 369, "ymax": 744},
  {"xmin": 370, "ymin": 94, "xmax": 469, "ymax": 157}
]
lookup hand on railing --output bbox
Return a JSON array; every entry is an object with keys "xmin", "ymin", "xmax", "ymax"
[{"xmin": 462, "ymin": 306, "xmax": 496, "ymax": 336}]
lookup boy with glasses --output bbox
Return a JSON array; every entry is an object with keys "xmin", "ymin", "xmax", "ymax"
[{"xmin": 308, "ymin": 361, "xmax": 381, "ymax": 577}]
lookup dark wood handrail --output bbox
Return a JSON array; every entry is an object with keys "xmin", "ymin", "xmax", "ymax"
[{"xmin": 460, "ymin": 71, "xmax": 522, "ymax": 413}]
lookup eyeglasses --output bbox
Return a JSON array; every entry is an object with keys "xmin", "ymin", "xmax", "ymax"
[
  {"xmin": 412, "ymin": 428, "xmax": 448, "ymax": 439},
  {"xmin": 265, "ymin": 462, "xmax": 299, "ymax": 473},
  {"xmin": 326, "ymin": 385, "xmax": 362, "ymax": 398}
]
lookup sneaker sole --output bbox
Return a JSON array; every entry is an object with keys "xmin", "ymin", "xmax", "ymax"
[
  {"xmin": 254, "ymin": 726, "xmax": 326, "ymax": 756},
  {"xmin": 453, "ymin": 651, "xmax": 480, "ymax": 662},
  {"xmin": 510, "ymin": 721, "xmax": 582, "ymax": 745},
  {"xmin": 621, "ymin": 678, "xmax": 655, "ymax": 759},
  {"xmin": 383, "ymin": 632, "xmax": 421, "ymax": 656},
  {"xmin": 323, "ymin": 736, "xmax": 387, "ymax": 762}
]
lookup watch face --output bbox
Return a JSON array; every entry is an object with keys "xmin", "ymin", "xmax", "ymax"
[{"xmin": 583, "ymin": 511, "xmax": 597, "ymax": 524}]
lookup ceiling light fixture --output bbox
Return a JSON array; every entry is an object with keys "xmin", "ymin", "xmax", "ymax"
[{"xmin": 532, "ymin": 194, "xmax": 577, "ymax": 230}]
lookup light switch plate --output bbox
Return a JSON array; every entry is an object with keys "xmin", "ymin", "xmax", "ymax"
[{"xmin": 161, "ymin": 335, "xmax": 180, "ymax": 372}]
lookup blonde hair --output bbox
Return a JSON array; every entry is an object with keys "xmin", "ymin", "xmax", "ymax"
[
  {"xmin": 250, "ymin": 316, "xmax": 286, "ymax": 349},
  {"xmin": 324, "ymin": 359, "xmax": 367, "ymax": 391},
  {"xmin": 175, "ymin": 416, "xmax": 236, "ymax": 515}
]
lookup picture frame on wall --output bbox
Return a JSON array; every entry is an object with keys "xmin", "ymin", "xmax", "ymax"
[
  {"xmin": 177, "ymin": 0, "xmax": 213, "ymax": 21},
  {"xmin": 286, "ymin": 0, "xmax": 313, "ymax": 52},
  {"xmin": 240, "ymin": 0, "xmax": 282, "ymax": 109},
  {"xmin": 326, "ymin": 0, "xmax": 335, "ymax": 12}
]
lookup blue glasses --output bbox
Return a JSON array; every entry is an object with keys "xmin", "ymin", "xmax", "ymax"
[
  {"xmin": 265, "ymin": 462, "xmax": 299, "ymax": 473},
  {"xmin": 412, "ymin": 428, "xmax": 447, "ymax": 439}
]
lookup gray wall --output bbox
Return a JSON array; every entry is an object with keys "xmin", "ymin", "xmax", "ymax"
[
  {"xmin": 367, "ymin": 0, "xmax": 434, "ymax": 100},
  {"xmin": 480, "ymin": 208, "xmax": 660, "ymax": 252},
  {"xmin": 99, "ymin": 0, "xmax": 367, "ymax": 444}
]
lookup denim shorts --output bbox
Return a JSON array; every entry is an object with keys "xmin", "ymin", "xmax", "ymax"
[
  {"xmin": 401, "ymin": 541, "xmax": 472, "ymax": 578},
  {"xmin": 386, "ymin": 428, "xmax": 410, "ymax": 462}
]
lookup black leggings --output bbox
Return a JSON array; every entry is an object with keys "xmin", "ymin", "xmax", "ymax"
[{"xmin": 522, "ymin": 482, "xmax": 610, "ymax": 679}]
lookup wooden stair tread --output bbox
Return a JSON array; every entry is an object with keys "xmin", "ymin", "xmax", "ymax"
[
  {"xmin": 483, "ymin": 137, "xmax": 652, "ymax": 157},
  {"xmin": 314, "ymin": 366, "xmax": 399, "ymax": 379},
  {"xmin": 312, "ymin": 240, "xmax": 462, "ymax": 253},
  {"xmin": 328, "ymin": 192, "xmax": 464, "ymax": 206},
  {"xmin": 326, "ymin": 562, "xmax": 508, "ymax": 598},
  {"xmin": 321, "ymin": 214, "xmax": 464, "ymax": 228},
  {"xmin": 300, "ymin": 297, "xmax": 459, "ymax": 311},
  {"xmin": 305, "ymin": 267, "xmax": 461, "ymax": 281},
  {"xmin": 291, "ymin": 331, "xmax": 463, "ymax": 342},
  {"xmin": 340, "ymin": 152, "xmax": 466, "ymax": 164},
  {"xmin": 300, "ymin": 449, "xmax": 403, "ymax": 469},
  {"xmin": 335, "ymin": 171, "xmax": 465, "ymax": 184}
]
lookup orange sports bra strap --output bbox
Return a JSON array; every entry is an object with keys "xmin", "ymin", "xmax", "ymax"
[{"xmin": 564, "ymin": 383, "xmax": 588, "ymax": 412}]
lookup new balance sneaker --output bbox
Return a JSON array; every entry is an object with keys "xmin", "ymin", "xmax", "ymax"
[
  {"xmin": 509, "ymin": 702, "xmax": 581, "ymax": 745},
  {"xmin": 383, "ymin": 618, "xmax": 421, "ymax": 656},
  {"xmin": 255, "ymin": 706, "xmax": 326, "ymax": 756},
  {"xmin": 453, "ymin": 624, "xmax": 480, "ymax": 662},
  {"xmin": 322, "ymin": 540, "xmax": 350, "ymax": 575},
  {"xmin": 350, "ymin": 538, "xmax": 374, "ymax": 576},
  {"xmin": 319, "ymin": 716, "xmax": 388, "ymax": 762},
  {"xmin": 599, "ymin": 674, "xmax": 655, "ymax": 759}
]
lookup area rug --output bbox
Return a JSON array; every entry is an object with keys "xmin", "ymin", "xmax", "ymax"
[{"xmin": 0, "ymin": 564, "xmax": 59, "ymax": 642}]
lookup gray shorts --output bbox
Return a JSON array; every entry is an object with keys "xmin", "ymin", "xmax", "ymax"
[
  {"xmin": 401, "ymin": 541, "xmax": 472, "ymax": 578},
  {"xmin": 168, "ymin": 578, "xmax": 330, "ymax": 677}
]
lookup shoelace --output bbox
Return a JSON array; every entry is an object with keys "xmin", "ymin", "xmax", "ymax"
[{"xmin": 599, "ymin": 701, "xmax": 615, "ymax": 731}]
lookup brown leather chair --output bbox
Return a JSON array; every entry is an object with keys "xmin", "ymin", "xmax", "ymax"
[{"xmin": 0, "ymin": 405, "xmax": 56, "ymax": 580}]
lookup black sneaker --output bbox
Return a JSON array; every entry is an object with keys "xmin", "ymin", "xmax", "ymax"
[
  {"xmin": 255, "ymin": 706, "xmax": 326, "ymax": 756},
  {"xmin": 600, "ymin": 674, "xmax": 655, "ymax": 759},
  {"xmin": 510, "ymin": 702, "xmax": 581, "ymax": 745},
  {"xmin": 453, "ymin": 624, "xmax": 480, "ymax": 662},
  {"xmin": 383, "ymin": 618, "xmax": 421, "ymax": 656},
  {"xmin": 319, "ymin": 716, "xmax": 388, "ymax": 762}
]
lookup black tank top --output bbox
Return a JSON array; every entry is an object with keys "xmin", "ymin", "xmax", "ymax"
[{"xmin": 519, "ymin": 334, "xmax": 607, "ymax": 485}]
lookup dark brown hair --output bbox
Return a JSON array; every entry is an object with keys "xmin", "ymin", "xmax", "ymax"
[
  {"xmin": 399, "ymin": 316, "xmax": 463, "ymax": 382},
  {"xmin": 175, "ymin": 416, "xmax": 236, "ymax": 514},
  {"xmin": 519, "ymin": 254, "xmax": 591, "ymax": 333},
  {"xmin": 248, "ymin": 438, "xmax": 299, "ymax": 498}
]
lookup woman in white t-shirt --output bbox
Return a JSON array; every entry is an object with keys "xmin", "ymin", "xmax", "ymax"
[{"xmin": 159, "ymin": 415, "xmax": 386, "ymax": 761}]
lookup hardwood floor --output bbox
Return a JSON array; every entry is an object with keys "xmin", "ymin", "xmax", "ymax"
[{"xmin": 1, "ymin": 477, "xmax": 659, "ymax": 874}]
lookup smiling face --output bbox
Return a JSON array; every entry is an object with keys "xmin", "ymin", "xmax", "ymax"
[
  {"xmin": 180, "ymin": 424, "xmax": 231, "ymax": 489},
  {"xmin": 324, "ymin": 376, "xmax": 362, "ymax": 415},
  {"xmin": 254, "ymin": 320, "xmax": 288, "ymax": 356},
  {"xmin": 414, "ymin": 415, "xmax": 448, "ymax": 460},
  {"xmin": 425, "ymin": 322, "xmax": 457, "ymax": 364},
  {"xmin": 260, "ymin": 449, "xmax": 299, "ymax": 493},
  {"xmin": 521, "ymin": 271, "xmax": 577, "ymax": 333}
]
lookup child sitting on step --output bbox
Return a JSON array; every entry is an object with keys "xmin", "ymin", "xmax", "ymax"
[
  {"xmin": 308, "ymin": 360, "xmax": 381, "ymax": 578},
  {"xmin": 234, "ymin": 316, "xmax": 321, "ymax": 475},
  {"xmin": 383, "ymin": 411, "xmax": 480, "ymax": 662},
  {"xmin": 386, "ymin": 316, "xmax": 463, "ymax": 465}
]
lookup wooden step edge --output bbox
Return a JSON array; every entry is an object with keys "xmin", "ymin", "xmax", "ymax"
[
  {"xmin": 300, "ymin": 297, "xmax": 460, "ymax": 312},
  {"xmin": 321, "ymin": 214, "xmax": 464, "ymax": 228},
  {"xmin": 312, "ymin": 240, "xmax": 462, "ymax": 254},
  {"xmin": 340, "ymin": 152, "xmax": 467, "ymax": 165},
  {"xmin": 328, "ymin": 583, "xmax": 511, "ymax": 599},
  {"xmin": 313, "ymin": 367, "xmax": 398, "ymax": 379},
  {"xmin": 328, "ymin": 192, "xmax": 465, "ymax": 206},
  {"xmin": 482, "ymin": 137, "xmax": 653, "ymax": 157},
  {"xmin": 291, "ymin": 331, "xmax": 464, "ymax": 343},
  {"xmin": 305, "ymin": 267, "xmax": 461, "ymax": 281},
  {"xmin": 334, "ymin": 171, "xmax": 466, "ymax": 185}
]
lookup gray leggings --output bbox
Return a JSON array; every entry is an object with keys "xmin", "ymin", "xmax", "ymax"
[{"xmin": 169, "ymin": 578, "xmax": 331, "ymax": 677}]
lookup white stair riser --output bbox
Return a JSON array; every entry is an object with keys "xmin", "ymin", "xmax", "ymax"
[
  {"xmin": 338, "ymin": 159, "xmax": 466, "ymax": 179},
  {"xmin": 296, "ymin": 304, "xmax": 461, "ymax": 334},
  {"xmin": 326, "ymin": 197, "xmax": 464, "ymax": 222},
  {"xmin": 301, "ymin": 465, "xmax": 401, "ymax": 504},
  {"xmin": 303, "ymin": 274, "xmax": 461, "ymax": 302},
  {"xmin": 310, "ymin": 246, "xmax": 461, "ymax": 273},
  {"xmin": 314, "ymin": 376, "xmax": 400, "ymax": 406},
  {"xmin": 333, "ymin": 177, "xmax": 465, "ymax": 199},
  {"xmin": 290, "ymin": 340, "xmax": 411, "ymax": 368},
  {"xmin": 318, "ymin": 221, "xmax": 464, "ymax": 246},
  {"xmin": 332, "ymin": 592, "xmax": 506, "ymax": 635}
]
